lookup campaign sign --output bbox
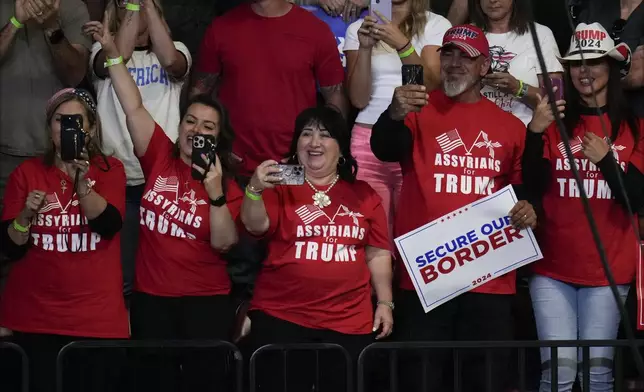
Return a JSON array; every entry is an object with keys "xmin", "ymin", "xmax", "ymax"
[{"xmin": 395, "ymin": 185, "xmax": 543, "ymax": 313}]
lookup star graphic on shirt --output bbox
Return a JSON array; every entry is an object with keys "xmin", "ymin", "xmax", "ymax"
[
  {"xmin": 336, "ymin": 205, "xmax": 364, "ymax": 226},
  {"xmin": 473, "ymin": 131, "xmax": 502, "ymax": 159},
  {"xmin": 603, "ymin": 137, "xmax": 626, "ymax": 161},
  {"xmin": 180, "ymin": 190, "xmax": 207, "ymax": 214}
]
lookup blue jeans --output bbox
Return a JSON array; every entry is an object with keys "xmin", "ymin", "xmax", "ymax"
[
  {"xmin": 529, "ymin": 274, "xmax": 629, "ymax": 392},
  {"xmin": 122, "ymin": 185, "xmax": 144, "ymax": 300}
]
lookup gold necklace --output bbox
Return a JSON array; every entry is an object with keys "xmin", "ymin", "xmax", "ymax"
[{"xmin": 305, "ymin": 175, "xmax": 340, "ymax": 208}]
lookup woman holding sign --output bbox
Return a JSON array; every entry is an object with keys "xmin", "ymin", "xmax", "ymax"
[
  {"xmin": 523, "ymin": 23, "xmax": 644, "ymax": 392},
  {"xmin": 241, "ymin": 106, "xmax": 393, "ymax": 391}
]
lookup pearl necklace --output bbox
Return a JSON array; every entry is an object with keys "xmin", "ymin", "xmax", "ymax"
[{"xmin": 305, "ymin": 175, "xmax": 339, "ymax": 208}]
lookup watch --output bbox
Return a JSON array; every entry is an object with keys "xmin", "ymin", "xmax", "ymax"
[
  {"xmin": 46, "ymin": 28, "xmax": 65, "ymax": 45},
  {"xmin": 377, "ymin": 300, "xmax": 395, "ymax": 311},
  {"xmin": 210, "ymin": 194, "xmax": 226, "ymax": 207}
]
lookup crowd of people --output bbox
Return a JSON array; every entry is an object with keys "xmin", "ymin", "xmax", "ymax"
[{"xmin": 0, "ymin": 0, "xmax": 643, "ymax": 391}]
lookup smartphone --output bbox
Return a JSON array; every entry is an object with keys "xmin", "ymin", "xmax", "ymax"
[
  {"xmin": 191, "ymin": 134, "xmax": 217, "ymax": 181},
  {"xmin": 402, "ymin": 64, "xmax": 424, "ymax": 86},
  {"xmin": 60, "ymin": 114, "xmax": 85, "ymax": 162},
  {"xmin": 540, "ymin": 77, "xmax": 564, "ymax": 101},
  {"xmin": 370, "ymin": 0, "xmax": 392, "ymax": 24},
  {"xmin": 274, "ymin": 164, "xmax": 305, "ymax": 186}
]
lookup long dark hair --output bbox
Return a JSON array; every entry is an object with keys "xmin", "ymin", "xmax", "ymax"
[
  {"xmin": 468, "ymin": 0, "xmax": 533, "ymax": 35},
  {"xmin": 563, "ymin": 59, "xmax": 640, "ymax": 142},
  {"xmin": 286, "ymin": 107, "xmax": 358, "ymax": 183},
  {"xmin": 174, "ymin": 94, "xmax": 237, "ymax": 179}
]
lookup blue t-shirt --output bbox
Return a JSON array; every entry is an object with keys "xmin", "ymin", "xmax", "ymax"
[{"xmin": 302, "ymin": 5, "xmax": 368, "ymax": 69}]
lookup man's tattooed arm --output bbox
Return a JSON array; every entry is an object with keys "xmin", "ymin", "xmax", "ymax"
[
  {"xmin": 320, "ymin": 83, "xmax": 349, "ymax": 119},
  {"xmin": 189, "ymin": 71, "xmax": 220, "ymax": 99}
]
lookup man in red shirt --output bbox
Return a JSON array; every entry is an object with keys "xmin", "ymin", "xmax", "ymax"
[
  {"xmin": 190, "ymin": 0, "xmax": 347, "ymax": 177},
  {"xmin": 371, "ymin": 25, "xmax": 536, "ymax": 391}
]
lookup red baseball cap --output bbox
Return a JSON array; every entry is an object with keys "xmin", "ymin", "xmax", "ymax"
[{"xmin": 439, "ymin": 25, "xmax": 490, "ymax": 58}]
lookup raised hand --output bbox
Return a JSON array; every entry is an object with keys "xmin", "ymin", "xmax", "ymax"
[
  {"xmin": 357, "ymin": 16, "xmax": 379, "ymax": 49},
  {"xmin": 192, "ymin": 153, "xmax": 224, "ymax": 200},
  {"xmin": 528, "ymin": 91, "xmax": 565, "ymax": 134},
  {"xmin": 248, "ymin": 160, "xmax": 283, "ymax": 193},
  {"xmin": 83, "ymin": 11, "xmax": 117, "ymax": 55},
  {"xmin": 388, "ymin": 84, "xmax": 428, "ymax": 121},
  {"xmin": 370, "ymin": 10, "xmax": 408, "ymax": 51}
]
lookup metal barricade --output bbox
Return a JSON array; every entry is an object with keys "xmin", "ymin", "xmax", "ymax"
[
  {"xmin": 55, "ymin": 340, "xmax": 243, "ymax": 392},
  {"xmin": 250, "ymin": 343, "xmax": 352, "ymax": 392},
  {"xmin": 357, "ymin": 340, "xmax": 644, "ymax": 392},
  {"xmin": 0, "ymin": 341, "xmax": 29, "ymax": 392}
]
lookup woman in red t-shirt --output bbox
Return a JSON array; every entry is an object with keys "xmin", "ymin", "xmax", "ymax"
[
  {"xmin": 87, "ymin": 26, "xmax": 241, "ymax": 391},
  {"xmin": 0, "ymin": 88, "xmax": 128, "ymax": 392},
  {"xmin": 523, "ymin": 23, "xmax": 643, "ymax": 391},
  {"xmin": 241, "ymin": 106, "xmax": 394, "ymax": 391}
]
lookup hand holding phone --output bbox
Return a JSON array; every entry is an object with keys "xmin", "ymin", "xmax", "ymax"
[
  {"xmin": 540, "ymin": 77, "xmax": 564, "ymax": 102},
  {"xmin": 191, "ymin": 134, "xmax": 217, "ymax": 181},
  {"xmin": 402, "ymin": 64, "xmax": 424, "ymax": 86},
  {"xmin": 370, "ymin": 0, "xmax": 391, "ymax": 24},
  {"xmin": 273, "ymin": 164, "xmax": 305, "ymax": 185},
  {"xmin": 60, "ymin": 114, "xmax": 86, "ymax": 162}
]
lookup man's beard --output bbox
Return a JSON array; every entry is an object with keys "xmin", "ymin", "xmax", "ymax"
[{"xmin": 442, "ymin": 74, "xmax": 477, "ymax": 98}]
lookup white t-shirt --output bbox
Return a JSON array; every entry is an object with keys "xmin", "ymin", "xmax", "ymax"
[
  {"xmin": 344, "ymin": 12, "xmax": 451, "ymax": 125},
  {"xmin": 90, "ymin": 42, "xmax": 192, "ymax": 186},
  {"xmin": 482, "ymin": 23, "xmax": 563, "ymax": 125}
]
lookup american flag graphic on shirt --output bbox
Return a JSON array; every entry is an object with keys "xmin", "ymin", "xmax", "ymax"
[
  {"xmin": 153, "ymin": 176, "xmax": 179, "ymax": 197},
  {"xmin": 295, "ymin": 205, "xmax": 326, "ymax": 225},
  {"xmin": 557, "ymin": 137, "xmax": 583, "ymax": 158},
  {"xmin": 436, "ymin": 129, "xmax": 465, "ymax": 153}
]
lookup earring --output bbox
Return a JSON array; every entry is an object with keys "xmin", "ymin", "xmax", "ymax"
[{"xmin": 338, "ymin": 156, "xmax": 346, "ymax": 166}]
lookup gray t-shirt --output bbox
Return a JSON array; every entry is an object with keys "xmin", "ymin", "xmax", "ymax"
[{"xmin": 0, "ymin": 0, "xmax": 91, "ymax": 156}]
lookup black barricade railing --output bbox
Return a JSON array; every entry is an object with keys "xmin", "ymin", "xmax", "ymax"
[
  {"xmin": 357, "ymin": 340, "xmax": 644, "ymax": 392},
  {"xmin": 0, "ymin": 341, "xmax": 29, "ymax": 392},
  {"xmin": 249, "ymin": 343, "xmax": 352, "ymax": 392},
  {"xmin": 55, "ymin": 339, "xmax": 243, "ymax": 392}
]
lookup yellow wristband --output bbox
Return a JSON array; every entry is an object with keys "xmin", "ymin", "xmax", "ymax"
[
  {"xmin": 515, "ymin": 80, "xmax": 525, "ymax": 97},
  {"xmin": 125, "ymin": 3, "xmax": 141, "ymax": 11},
  {"xmin": 12, "ymin": 219, "xmax": 29, "ymax": 233},
  {"xmin": 104, "ymin": 56, "xmax": 124, "ymax": 68},
  {"xmin": 245, "ymin": 187, "xmax": 262, "ymax": 201},
  {"xmin": 398, "ymin": 46, "xmax": 415, "ymax": 59},
  {"xmin": 10, "ymin": 16, "xmax": 23, "ymax": 29}
]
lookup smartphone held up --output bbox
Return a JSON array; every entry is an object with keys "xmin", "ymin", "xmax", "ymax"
[
  {"xmin": 402, "ymin": 64, "xmax": 424, "ymax": 86},
  {"xmin": 273, "ymin": 164, "xmax": 305, "ymax": 186},
  {"xmin": 191, "ymin": 134, "xmax": 218, "ymax": 181},
  {"xmin": 540, "ymin": 77, "xmax": 564, "ymax": 102},
  {"xmin": 370, "ymin": 0, "xmax": 392, "ymax": 24},
  {"xmin": 60, "ymin": 114, "xmax": 86, "ymax": 162}
]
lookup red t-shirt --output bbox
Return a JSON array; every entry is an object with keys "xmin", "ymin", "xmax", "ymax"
[
  {"xmin": 396, "ymin": 90, "xmax": 526, "ymax": 295},
  {"xmin": 0, "ymin": 157, "xmax": 129, "ymax": 338},
  {"xmin": 250, "ymin": 180, "xmax": 390, "ymax": 334},
  {"xmin": 135, "ymin": 125, "xmax": 243, "ymax": 297},
  {"xmin": 533, "ymin": 115, "xmax": 644, "ymax": 285},
  {"xmin": 195, "ymin": 4, "xmax": 345, "ymax": 175}
]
